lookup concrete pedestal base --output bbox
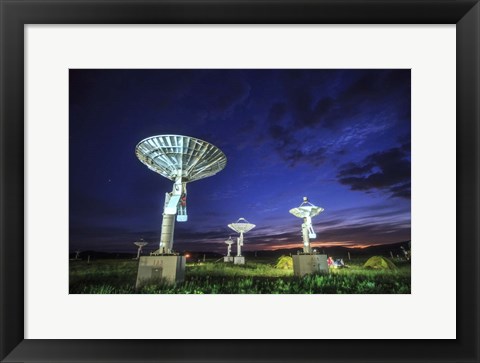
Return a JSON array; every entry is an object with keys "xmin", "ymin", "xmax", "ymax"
[
  {"xmin": 292, "ymin": 254, "xmax": 328, "ymax": 277},
  {"xmin": 234, "ymin": 256, "xmax": 245, "ymax": 265},
  {"xmin": 224, "ymin": 256, "xmax": 234, "ymax": 262},
  {"xmin": 136, "ymin": 255, "xmax": 185, "ymax": 288}
]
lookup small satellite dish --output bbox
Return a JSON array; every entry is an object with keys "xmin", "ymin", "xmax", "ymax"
[
  {"xmin": 136, "ymin": 135, "xmax": 227, "ymax": 254},
  {"xmin": 224, "ymin": 236, "xmax": 234, "ymax": 257},
  {"xmin": 228, "ymin": 218, "xmax": 255, "ymax": 257},
  {"xmin": 134, "ymin": 241, "xmax": 148, "ymax": 259},
  {"xmin": 70, "ymin": 250, "xmax": 81, "ymax": 261},
  {"xmin": 289, "ymin": 197, "xmax": 324, "ymax": 254}
]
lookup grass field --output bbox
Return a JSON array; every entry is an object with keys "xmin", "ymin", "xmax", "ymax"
[{"xmin": 69, "ymin": 255, "xmax": 411, "ymax": 294}]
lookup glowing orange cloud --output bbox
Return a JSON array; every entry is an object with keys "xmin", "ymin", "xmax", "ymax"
[{"xmin": 265, "ymin": 241, "xmax": 382, "ymax": 251}]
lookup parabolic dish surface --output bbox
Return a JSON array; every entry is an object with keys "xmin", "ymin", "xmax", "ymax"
[
  {"xmin": 228, "ymin": 218, "xmax": 256, "ymax": 233},
  {"xmin": 289, "ymin": 206, "xmax": 324, "ymax": 218},
  {"xmin": 136, "ymin": 135, "xmax": 227, "ymax": 182}
]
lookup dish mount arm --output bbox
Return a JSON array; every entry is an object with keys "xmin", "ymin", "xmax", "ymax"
[{"xmin": 164, "ymin": 176, "xmax": 188, "ymax": 222}]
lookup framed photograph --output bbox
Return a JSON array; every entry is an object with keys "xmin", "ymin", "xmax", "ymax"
[{"xmin": 1, "ymin": 1, "xmax": 478, "ymax": 362}]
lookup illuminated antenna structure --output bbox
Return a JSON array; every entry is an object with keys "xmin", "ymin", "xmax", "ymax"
[
  {"xmin": 134, "ymin": 240, "xmax": 148, "ymax": 259},
  {"xmin": 225, "ymin": 236, "xmax": 234, "ymax": 257},
  {"xmin": 289, "ymin": 197, "xmax": 324, "ymax": 254},
  {"xmin": 136, "ymin": 135, "xmax": 227, "ymax": 254},
  {"xmin": 223, "ymin": 236, "xmax": 234, "ymax": 262},
  {"xmin": 228, "ymin": 218, "xmax": 255, "ymax": 264}
]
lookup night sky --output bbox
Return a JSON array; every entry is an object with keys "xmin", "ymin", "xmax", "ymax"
[{"xmin": 69, "ymin": 69, "xmax": 411, "ymax": 254}]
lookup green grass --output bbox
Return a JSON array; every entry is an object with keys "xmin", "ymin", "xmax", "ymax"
[
  {"xmin": 188, "ymin": 260, "xmax": 292, "ymax": 277},
  {"xmin": 69, "ymin": 257, "xmax": 410, "ymax": 294}
]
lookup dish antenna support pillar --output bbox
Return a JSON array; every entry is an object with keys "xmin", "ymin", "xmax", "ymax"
[
  {"xmin": 301, "ymin": 215, "xmax": 316, "ymax": 254},
  {"xmin": 159, "ymin": 175, "xmax": 186, "ymax": 254},
  {"xmin": 236, "ymin": 236, "xmax": 243, "ymax": 257}
]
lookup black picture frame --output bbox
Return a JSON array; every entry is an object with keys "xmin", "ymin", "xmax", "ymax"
[{"xmin": 1, "ymin": 1, "xmax": 478, "ymax": 362}]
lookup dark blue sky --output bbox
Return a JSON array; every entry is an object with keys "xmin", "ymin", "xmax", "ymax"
[{"xmin": 69, "ymin": 69, "xmax": 411, "ymax": 254}]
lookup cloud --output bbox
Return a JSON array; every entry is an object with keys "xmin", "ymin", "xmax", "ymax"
[
  {"xmin": 70, "ymin": 203, "xmax": 410, "ymax": 253},
  {"xmin": 284, "ymin": 70, "xmax": 410, "ymax": 131},
  {"xmin": 319, "ymin": 221, "xmax": 410, "ymax": 242},
  {"xmin": 267, "ymin": 122, "xmax": 328, "ymax": 167},
  {"xmin": 337, "ymin": 144, "xmax": 411, "ymax": 199},
  {"xmin": 261, "ymin": 70, "xmax": 410, "ymax": 168},
  {"xmin": 211, "ymin": 218, "xmax": 410, "ymax": 252},
  {"xmin": 321, "ymin": 69, "xmax": 410, "ymax": 129}
]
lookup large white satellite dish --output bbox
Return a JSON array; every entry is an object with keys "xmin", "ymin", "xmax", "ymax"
[
  {"xmin": 136, "ymin": 135, "xmax": 227, "ymax": 254},
  {"xmin": 136, "ymin": 134, "xmax": 227, "ymax": 183}
]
